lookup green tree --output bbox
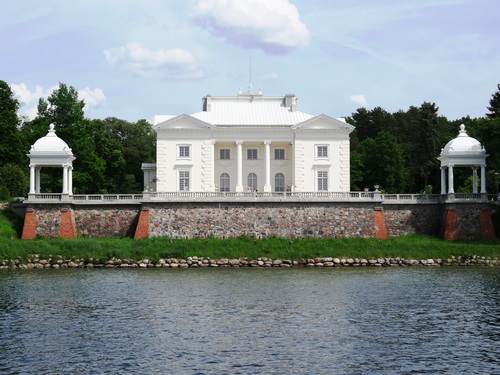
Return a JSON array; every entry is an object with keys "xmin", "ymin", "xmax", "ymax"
[
  {"xmin": 0, "ymin": 81, "xmax": 29, "ymax": 199},
  {"xmin": 0, "ymin": 163, "xmax": 29, "ymax": 200},
  {"xmin": 361, "ymin": 132, "xmax": 407, "ymax": 193},
  {"xmin": 21, "ymin": 83, "xmax": 106, "ymax": 193},
  {"xmin": 99, "ymin": 117, "xmax": 156, "ymax": 193},
  {"xmin": 486, "ymin": 83, "xmax": 500, "ymax": 119},
  {"xmin": 350, "ymin": 107, "xmax": 396, "ymax": 142},
  {"xmin": 394, "ymin": 102, "xmax": 440, "ymax": 193},
  {"xmin": 349, "ymin": 150, "xmax": 364, "ymax": 191},
  {"xmin": 0, "ymin": 81, "xmax": 27, "ymax": 166}
]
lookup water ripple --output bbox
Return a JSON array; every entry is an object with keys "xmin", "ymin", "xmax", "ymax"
[{"xmin": 0, "ymin": 267, "xmax": 498, "ymax": 374}]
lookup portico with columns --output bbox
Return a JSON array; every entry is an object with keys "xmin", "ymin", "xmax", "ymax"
[
  {"xmin": 437, "ymin": 124, "xmax": 488, "ymax": 199},
  {"xmin": 27, "ymin": 124, "xmax": 75, "ymax": 200},
  {"xmin": 148, "ymin": 88, "xmax": 354, "ymax": 194}
]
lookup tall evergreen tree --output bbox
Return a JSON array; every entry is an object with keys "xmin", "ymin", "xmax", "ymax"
[{"xmin": 486, "ymin": 83, "xmax": 500, "ymax": 119}]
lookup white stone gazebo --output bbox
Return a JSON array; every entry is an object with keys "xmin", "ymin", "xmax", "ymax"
[
  {"xmin": 27, "ymin": 124, "xmax": 75, "ymax": 200},
  {"xmin": 437, "ymin": 124, "xmax": 488, "ymax": 198}
]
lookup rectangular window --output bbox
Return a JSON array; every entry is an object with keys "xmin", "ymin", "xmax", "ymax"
[
  {"xmin": 247, "ymin": 149, "xmax": 258, "ymax": 160},
  {"xmin": 179, "ymin": 171, "xmax": 190, "ymax": 191},
  {"xmin": 220, "ymin": 149, "xmax": 230, "ymax": 160},
  {"xmin": 317, "ymin": 171, "xmax": 328, "ymax": 191},
  {"xmin": 316, "ymin": 145, "xmax": 328, "ymax": 159},
  {"xmin": 274, "ymin": 149, "xmax": 285, "ymax": 160},
  {"xmin": 178, "ymin": 145, "xmax": 191, "ymax": 159}
]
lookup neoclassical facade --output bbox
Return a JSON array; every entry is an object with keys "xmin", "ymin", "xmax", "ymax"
[{"xmin": 144, "ymin": 88, "xmax": 354, "ymax": 193}]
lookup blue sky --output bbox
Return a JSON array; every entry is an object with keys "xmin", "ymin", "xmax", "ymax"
[{"xmin": 2, "ymin": 0, "xmax": 499, "ymax": 122}]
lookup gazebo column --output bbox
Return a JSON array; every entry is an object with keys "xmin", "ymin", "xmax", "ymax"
[
  {"xmin": 68, "ymin": 166, "xmax": 73, "ymax": 195},
  {"xmin": 448, "ymin": 165, "xmax": 454, "ymax": 194},
  {"xmin": 235, "ymin": 141, "xmax": 243, "ymax": 192},
  {"xmin": 440, "ymin": 166, "xmax": 446, "ymax": 194},
  {"xmin": 480, "ymin": 164, "xmax": 486, "ymax": 194},
  {"xmin": 29, "ymin": 164, "xmax": 36, "ymax": 194},
  {"xmin": 472, "ymin": 167, "xmax": 478, "ymax": 193},
  {"xmin": 62, "ymin": 164, "xmax": 68, "ymax": 194},
  {"xmin": 35, "ymin": 167, "xmax": 41, "ymax": 193},
  {"xmin": 263, "ymin": 140, "xmax": 271, "ymax": 192}
]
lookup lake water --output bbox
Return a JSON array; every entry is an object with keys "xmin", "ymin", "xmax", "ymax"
[{"xmin": 0, "ymin": 267, "xmax": 499, "ymax": 374}]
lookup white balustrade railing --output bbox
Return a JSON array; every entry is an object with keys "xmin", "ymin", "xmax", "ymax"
[{"xmin": 24, "ymin": 192, "xmax": 489, "ymax": 204}]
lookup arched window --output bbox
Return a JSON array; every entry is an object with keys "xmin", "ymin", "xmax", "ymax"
[
  {"xmin": 275, "ymin": 173, "xmax": 285, "ymax": 192},
  {"xmin": 247, "ymin": 173, "xmax": 257, "ymax": 192},
  {"xmin": 220, "ymin": 173, "xmax": 230, "ymax": 192}
]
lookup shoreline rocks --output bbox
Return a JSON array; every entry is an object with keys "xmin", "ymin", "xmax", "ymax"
[{"xmin": 0, "ymin": 255, "xmax": 498, "ymax": 270}]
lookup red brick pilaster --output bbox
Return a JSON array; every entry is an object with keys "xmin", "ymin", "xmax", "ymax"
[
  {"xmin": 21, "ymin": 209, "xmax": 37, "ymax": 240},
  {"xmin": 134, "ymin": 209, "xmax": 150, "ymax": 239},
  {"xmin": 374, "ymin": 208, "xmax": 388, "ymax": 239},
  {"xmin": 60, "ymin": 209, "xmax": 77, "ymax": 239},
  {"xmin": 443, "ymin": 209, "xmax": 458, "ymax": 241},
  {"xmin": 480, "ymin": 209, "xmax": 496, "ymax": 239}
]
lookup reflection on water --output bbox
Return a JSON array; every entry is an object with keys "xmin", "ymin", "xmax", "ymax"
[{"xmin": 0, "ymin": 268, "xmax": 499, "ymax": 374}]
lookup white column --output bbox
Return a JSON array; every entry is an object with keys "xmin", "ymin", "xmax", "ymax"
[
  {"xmin": 472, "ymin": 167, "xmax": 478, "ymax": 193},
  {"xmin": 29, "ymin": 164, "xmax": 36, "ymax": 194},
  {"xmin": 263, "ymin": 140, "xmax": 271, "ymax": 192},
  {"xmin": 62, "ymin": 165, "xmax": 68, "ymax": 194},
  {"xmin": 35, "ymin": 167, "xmax": 41, "ymax": 193},
  {"xmin": 448, "ymin": 165, "xmax": 454, "ymax": 194},
  {"xmin": 480, "ymin": 164, "xmax": 487, "ymax": 193},
  {"xmin": 440, "ymin": 166, "xmax": 446, "ymax": 194},
  {"xmin": 68, "ymin": 166, "xmax": 73, "ymax": 195},
  {"xmin": 235, "ymin": 141, "xmax": 243, "ymax": 192}
]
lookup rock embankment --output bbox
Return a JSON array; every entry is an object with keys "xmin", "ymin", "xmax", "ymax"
[{"xmin": 1, "ymin": 255, "xmax": 498, "ymax": 270}]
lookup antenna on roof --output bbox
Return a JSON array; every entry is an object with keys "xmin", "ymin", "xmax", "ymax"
[{"xmin": 249, "ymin": 52, "xmax": 252, "ymax": 87}]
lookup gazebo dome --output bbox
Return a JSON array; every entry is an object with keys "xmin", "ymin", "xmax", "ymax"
[
  {"xmin": 30, "ymin": 124, "xmax": 73, "ymax": 154},
  {"xmin": 441, "ymin": 124, "xmax": 483, "ymax": 155}
]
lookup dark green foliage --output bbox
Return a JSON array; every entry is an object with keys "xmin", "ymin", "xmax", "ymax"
[
  {"xmin": 360, "ymin": 132, "xmax": 407, "ymax": 193},
  {"xmin": 0, "ymin": 81, "xmax": 27, "ymax": 166},
  {"xmin": 0, "ymin": 164, "xmax": 28, "ymax": 199},
  {"xmin": 486, "ymin": 83, "xmax": 500, "ymax": 119}
]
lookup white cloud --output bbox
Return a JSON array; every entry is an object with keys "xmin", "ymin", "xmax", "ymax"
[
  {"xmin": 104, "ymin": 42, "xmax": 205, "ymax": 80},
  {"xmin": 193, "ymin": 0, "xmax": 309, "ymax": 53},
  {"xmin": 10, "ymin": 83, "xmax": 107, "ymax": 120},
  {"xmin": 350, "ymin": 94, "xmax": 368, "ymax": 107},
  {"xmin": 10, "ymin": 83, "xmax": 44, "ymax": 104},
  {"xmin": 78, "ymin": 87, "xmax": 106, "ymax": 111}
]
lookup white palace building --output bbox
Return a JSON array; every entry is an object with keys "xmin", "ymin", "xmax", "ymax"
[{"xmin": 143, "ymin": 86, "xmax": 354, "ymax": 193}]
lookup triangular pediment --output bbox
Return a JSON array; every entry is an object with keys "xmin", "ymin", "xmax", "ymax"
[
  {"xmin": 153, "ymin": 114, "xmax": 214, "ymax": 130},
  {"xmin": 293, "ymin": 114, "xmax": 354, "ymax": 132}
]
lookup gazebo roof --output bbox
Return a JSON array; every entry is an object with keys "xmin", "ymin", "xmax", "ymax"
[
  {"xmin": 438, "ymin": 124, "xmax": 487, "ymax": 166},
  {"xmin": 441, "ymin": 124, "xmax": 483, "ymax": 154},
  {"xmin": 29, "ymin": 124, "xmax": 73, "ymax": 155}
]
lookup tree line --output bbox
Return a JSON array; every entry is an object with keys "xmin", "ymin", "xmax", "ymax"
[
  {"xmin": 348, "ymin": 85, "xmax": 500, "ymax": 194},
  {"xmin": 0, "ymin": 80, "xmax": 499, "ymax": 199},
  {"xmin": 0, "ymin": 81, "xmax": 156, "ymax": 198}
]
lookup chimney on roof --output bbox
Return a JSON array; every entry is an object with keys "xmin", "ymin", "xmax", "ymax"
[
  {"xmin": 284, "ymin": 94, "xmax": 297, "ymax": 112},
  {"xmin": 203, "ymin": 95, "xmax": 212, "ymax": 112}
]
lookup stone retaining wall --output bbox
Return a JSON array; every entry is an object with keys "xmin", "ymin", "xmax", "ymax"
[
  {"xmin": 148, "ymin": 202, "xmax": 376, "ymax": 238},
  {"xmin": 73, "ymin": 206, "xmax": 139, "ymax": 238},
  {"xmin": 383, "ymin": 205, "xmax": 441, "ymax": 237},
  {"xmin": 17, "ymin": 201, "xmax": 497, "ymax": 240}
]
